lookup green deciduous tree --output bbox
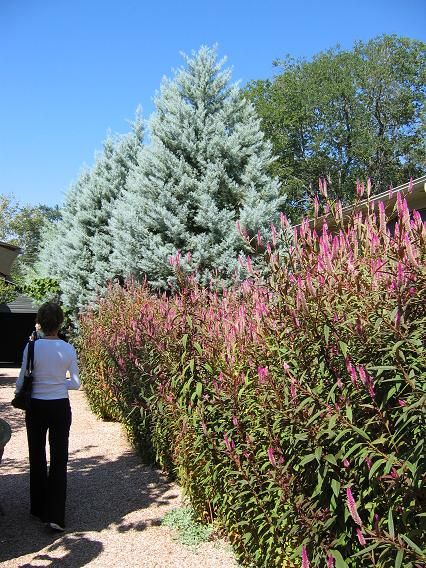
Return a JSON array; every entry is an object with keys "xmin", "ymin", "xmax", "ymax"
[
  {"xmin": 245, "ymin": 34, "xmax": 426, "ymax": 221},
  {"xmin": 0, "ymin": 193, "xmax": 61, "ymax": 282}
]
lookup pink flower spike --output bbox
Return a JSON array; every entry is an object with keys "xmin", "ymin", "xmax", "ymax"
[
  {"xmin": 280, "ymin": 212, "xmax": 289, "ymax": 229},
  {"xmin": 327, "ymin": 555, "xmax": 335, "ymax": 567},
  {"xmin": 246, "ymin": 256, "xmax": 253, "ymax": 274},
  {"xmin": 314, "ymin": 195, "xmax": 319, "ymax": 217},
  {"xmin": 256, "ymin": 231, "xmax": 262, "ymax": 247},
  {"xmin": 356, "ymin": 528, "xmax": 366, "ymax": 546},
  {"xmin": 257, "ymin": 366, "xmax": 268, "ymax": 383},
  {"xmin": 357, "ymin": 365, "xmax": 367, "ymax": 385},
  {"xmin": 271, "ymin": 223, "xmax": 277, "ymax": 246},
  {"xmin": 397, "ymin": 399, "xmax": 406, "ymax": 407},
  {"xmin": 346, "ymin": 487, "xmax": 363, "ymax": 526},
  {"xmin": 267, "ymin": 446, "xmax": 276, "ymax": 467},
  {"xmin": 350, "ymin": 366, "xmax": 358, "ymax": 386},
  {"xmin": 301, "ymin": 546, "xmax": 310, "ymax": 568},
  {"xmin": 343, "ymin": 459, "xmax": 350, "ymax": 468}
]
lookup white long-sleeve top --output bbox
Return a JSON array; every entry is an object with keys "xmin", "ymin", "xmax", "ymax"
[{"xmin": 16, "ymin": 339, "xmax": 80, "ymax": 400}]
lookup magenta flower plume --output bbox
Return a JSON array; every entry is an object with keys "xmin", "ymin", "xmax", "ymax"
[
  {"xmin": 267, "ymin": 446, "xmax": 276, "ymax": 467},
  {"xmin": 224, "ymin": 434, "xmax": 234, "ymax": 453},
  {"xmin": 314, "ymin": 195, "xmax": 319, "ymax": 217},
  {"xmin": 346, "ymin": 487, "xmax": 363, "ymax": 526},
  {"xmin": 327, "ymin": 554, "xmax": 335, "ymax": 567},
  {"xmin": 257, "ymin": 366, "xmax": 268, "ymax": 383},
  {"xmin": 301, "ymin": 546, "xmax": 310, "ymax": 568}
]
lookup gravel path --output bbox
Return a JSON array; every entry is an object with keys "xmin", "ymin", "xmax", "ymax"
[{"xmin": 0, "ymin": 367, "xmax": 239, "ymax": 568}]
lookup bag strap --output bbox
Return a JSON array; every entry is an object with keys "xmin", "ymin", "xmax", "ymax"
[{"xmin": 26, "ymin": 341, "xmax": 35, "ymax": 375}]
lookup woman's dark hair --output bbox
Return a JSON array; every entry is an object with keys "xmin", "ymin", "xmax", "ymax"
[{"xmin": 36, "ymin": 302, "xmax": 64, "ymax": 335}]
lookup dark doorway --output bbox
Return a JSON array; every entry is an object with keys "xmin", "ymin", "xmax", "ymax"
[{"xmin": 0, "ymin": 295, "xmax": 38, "ymax": 364}]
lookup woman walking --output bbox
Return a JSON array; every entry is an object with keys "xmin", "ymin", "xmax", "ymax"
[{"xmin": 15, "ymin": 302, "xmax": 80, "ymax": 532}]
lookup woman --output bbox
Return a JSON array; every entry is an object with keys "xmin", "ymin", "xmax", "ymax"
[{"xmin": 15, "ymin": 302, "xmax": 80, "ymax": 532}]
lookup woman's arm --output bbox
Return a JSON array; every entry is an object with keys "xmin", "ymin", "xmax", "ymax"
[
  {"xmin": 66, "ymin": 348, "xmax": 80, "ymax": 390},
  {"xmin": 15, "ymin": 343, "xmax": 29, "ymax": 394}
]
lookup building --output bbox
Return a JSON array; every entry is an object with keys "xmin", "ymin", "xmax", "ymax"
[{"xmin": 303, "ymin": 175, "xmax": 426, "ymax": 233}]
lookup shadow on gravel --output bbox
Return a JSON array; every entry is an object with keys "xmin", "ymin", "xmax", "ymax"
[
  {"xmin": 17, "ymin": 534, "xmax": 104, "ymax": 568},
  {"xmin": 0, "ymin": 449, "xmax": 177, "ymax": 565},
  {"xmin": 0, "ymin": 372, "xmax": 177, "ymax": 566}
]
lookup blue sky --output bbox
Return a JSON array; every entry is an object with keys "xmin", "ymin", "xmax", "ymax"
[{"xmin": 1, "ymin": 0, "xmax": 425, "ymax": 207}]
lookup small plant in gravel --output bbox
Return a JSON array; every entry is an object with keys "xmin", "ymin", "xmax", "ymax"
[{"xmin": 162, "ymin": 507, "xmax": 213, "ymax": 549}]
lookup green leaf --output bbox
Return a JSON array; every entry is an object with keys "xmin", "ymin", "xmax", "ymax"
[
  {"xmin": 328, "ymin": 414, "xmax": 338, "ymax": 431},
  {"xmin": 182, "ymin": 334, "xmax": 188, "ymax": 349},
  {"xmin": 331, "ymin": 479, "xmax": 341, "ymax": 497},
  {"xmin": 346, "ymin": 405, "xmax": 353, "ymax": 422},
  {"xmin": 369, "ymin": 458, "xmax": 386, "ymax": 479},
  {"xmin": 196, "ymin": 382, "xmax": 203, "ymax": 398},
  {"xmin": 350, "ymin": 542, "xmax": 379, "ymax": 557},
  {"xmin": 324, "ymin": 324, "xmax": 330, "ymax": 344},
  {"xmin": 329, "ymin": 549, "xmax": 349, "ymax": 567},
  {"xmin": 388, "ymin": 508, "xmax": 395, "ymax": 539},
  {"xmin": 300, "ymin": 454, "xmax": 316, "ymax": 466},
  {"xmin": 395, "ymin": 549, "xmax": 404, "ymax": 568},
  {"xmin": 400, "ymin": 534, "xmax": 423, "ymax": 555},
  {"xmin": 194, "ymin": 342, "xmax": 203, "ymax": 355},
  {"xmin": 351, "ymin": 425, "xmax": 370, "ymax": 441},
  {"xmin": 339, "ymin": 342, "xmax": 348, "ymax": 357}
]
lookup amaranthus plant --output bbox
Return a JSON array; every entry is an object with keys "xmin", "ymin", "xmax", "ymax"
[{"xmin": 78, "ymin": 185, "xmax": 425, "ymax": 567}]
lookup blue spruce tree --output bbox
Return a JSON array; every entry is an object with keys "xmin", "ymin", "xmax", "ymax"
[
  {"xmin": 111, "ymin": 46, "xmax": 285, "ymax": 289},
  {"xmin": 37, "ymin": 115, "xmax": 144, "ymax": 313}
]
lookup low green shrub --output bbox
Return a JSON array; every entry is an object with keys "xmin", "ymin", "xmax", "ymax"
[{"xmin": 162, "ymin": 507, "xmax": 213, "ymax": 548}]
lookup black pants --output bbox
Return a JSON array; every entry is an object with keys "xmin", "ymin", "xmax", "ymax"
[{"xmin": 25, "ymin": 398, "xmax": 72, "ymax": 526}]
